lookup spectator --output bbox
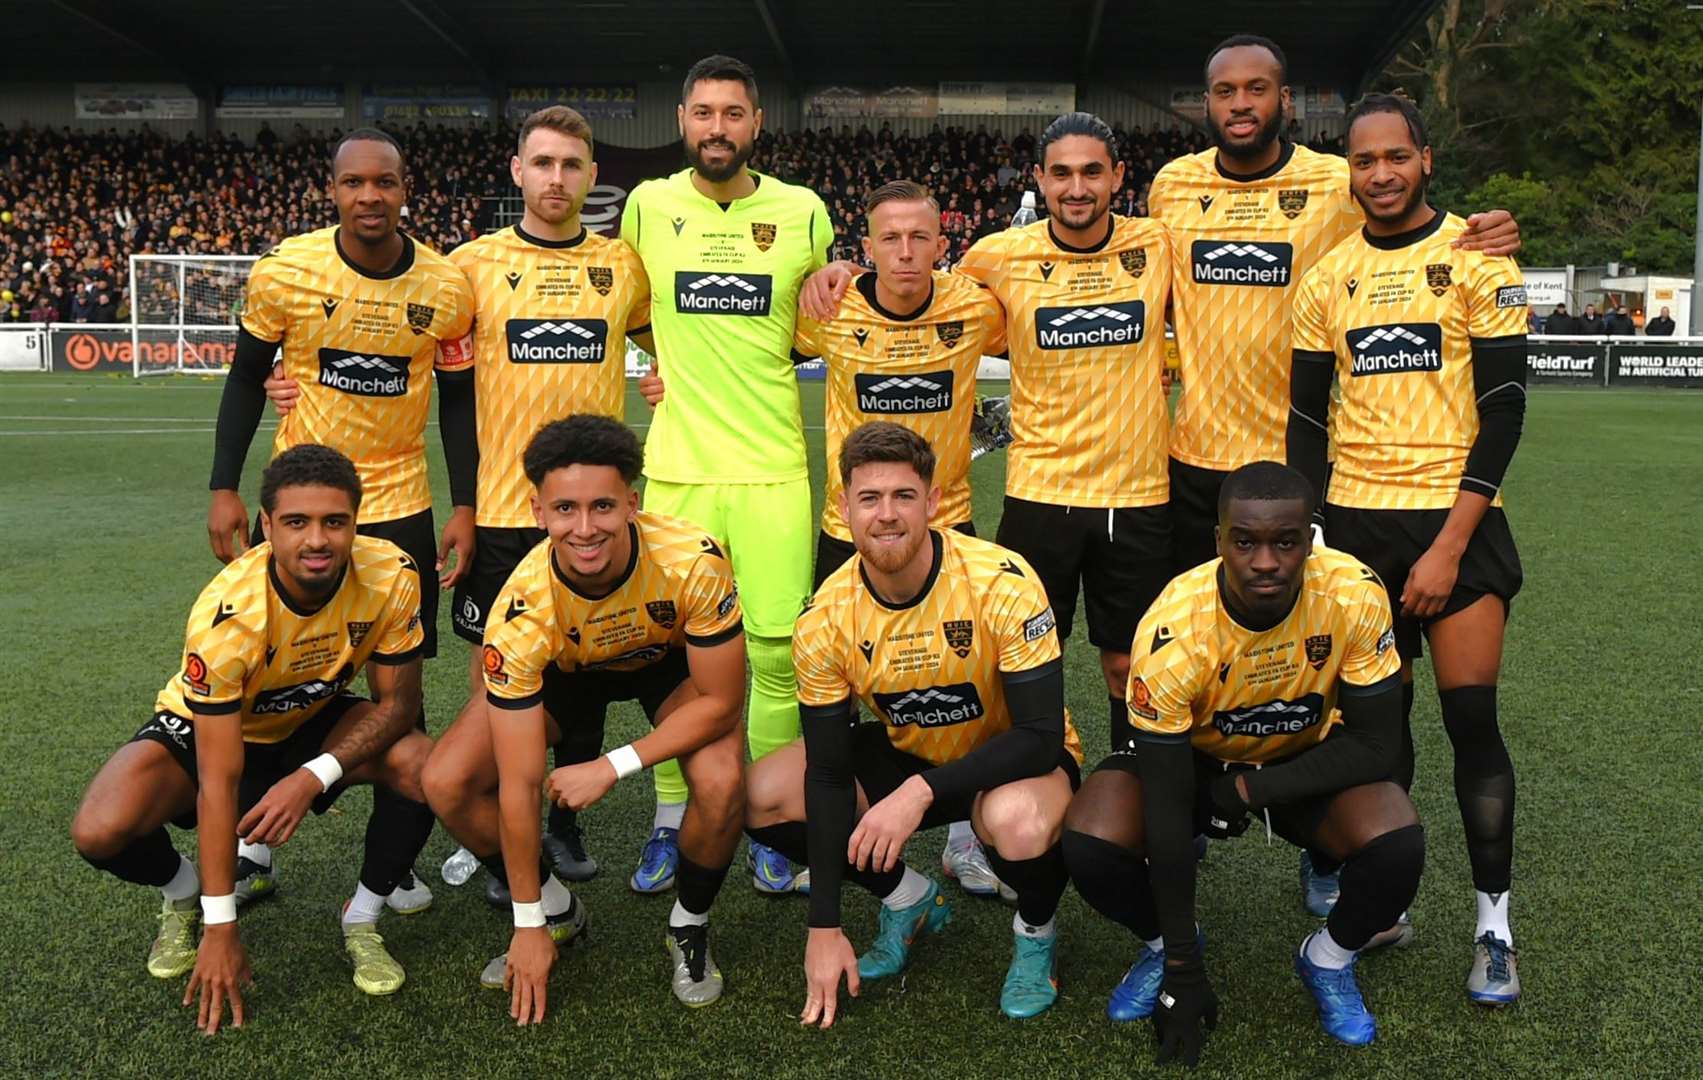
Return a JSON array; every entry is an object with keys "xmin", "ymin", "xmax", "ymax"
[
  {"xmin": 1603, "ymin": 304, "xmax": 1635, "ymax": 336},
  {"xmin": 1646, "ymin": 306, "xmax": 1676, "ymax": 336},
  {"xmin": 1545, "ymin": 304, "xmax": 1577, "ymax": 335},
  {"xmin": 1578, "ymin": 303, "xmax": 1606, "ymax": 335}
]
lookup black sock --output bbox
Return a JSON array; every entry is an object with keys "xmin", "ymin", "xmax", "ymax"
[
  {"xmin": 984, "ymin": 839, "xmax": 1068, "ymax": 929},
  {"xmin": 1062, "ymin": 828, "xmax": 1159, "ymax": 941},
  {"xmin": 1395, "ymin": 681, "xmax": 1417, "ymax": 791},
  {"xmin": 746, "ymin": 820, "xmax": 904, "ymax": 898},
  {"xmin": 359, "ymin": 784, "xmax": 436, "ymax": 895},
  {"xmin": 1326, "ymin": 824, "xmax": 1425, "ymax": 950},
  {"xmin": 1440, "ymin": 685, "xmax": 1515, "ymax": 894},
  {"xmin": 1109, "ymin": 694, "xmax": 1137, "ymax": 754},
  {"xmin": 81, "ymin": 826, "xmax": 180, "ymax": 887},
  {"xmin": 675, "ymin": 853, "xmax": 731, "ymax": 917}
]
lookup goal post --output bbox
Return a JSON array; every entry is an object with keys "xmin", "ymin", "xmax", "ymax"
[{"xmin": 128, "ymin": 254, "xmax": 258, "ymax": 377}]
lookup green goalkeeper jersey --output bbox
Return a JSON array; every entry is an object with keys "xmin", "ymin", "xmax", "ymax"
[{"xmin": 620, "ymin": 168, "xmax": 832, "ymax": 484}]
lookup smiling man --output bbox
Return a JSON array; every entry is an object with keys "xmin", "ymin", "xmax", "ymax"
[
  {"xmin": 421, "ymin": 415, "xmax": 747, "ymax": 1019},
  {"xmin": 1062, "ymin": 461, "xmax": 1421, "ymax": 1063}
]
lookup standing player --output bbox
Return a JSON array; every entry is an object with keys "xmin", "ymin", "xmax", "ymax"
[
  {"xmin": 746, "ymin": 424, "xmax": 1084, "ymax": 1023},
  {"xmin": 1062, "ymin": 463, "xmax": 1423, "ymax": 1061},
  {"xmin": 619, "ymin": 55, "xmax": 833, "ymax": 893},
  {"xmin": 1287, "ymin": 94, "xmax": 1527, "ymax": 1006},
  {"xmin": 72, "ymin": 446, "xmax": 436, "ymax": 1030},
  {"xmin": 422, "ymin": 417, "xmax": 747, "ymax": 1016},
  {"xmin": 207, "ymin": 128, "xmax": 474, "ymax": 904},
  {"xmin": 1150, "ymin": 34, "xmax": 1518, "ymax": 914}
]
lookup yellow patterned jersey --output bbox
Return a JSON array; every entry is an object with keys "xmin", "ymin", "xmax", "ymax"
[
  {"xmin": 1127, "ymin": 548, "xmax": 1399, "ymax": 764},
  {"xmin": 482, "ymin": 510, "xmax": 743, "ymax": 708},
  {"xmin": 155, "ymin": 537, "xmax": 424, "ymax": 744},
  {"xmin": 1149, "ymin": 143, "xmax": 1363, "ymax": 471},
  {"xmin": 795, "ymin": 529, "xmax": 1084, "ymax": 767},
  {"xmin": 241, "ymin": 227, "xmax": 475, "ymax": 522},
  {"xmin": 798, "ymin": 271, "xmax": 1005, "ymax": 540},
  {"xmin": 1291, "ymin": 212, "xmax": 1528, "ymax": 511},
  {"xmin": 954, "ymin": 215, "xmax": 1172, "ymax": 509},
  {"xmin": 445, "ymin": 226, "xmax": 651, "ymax": 528}
]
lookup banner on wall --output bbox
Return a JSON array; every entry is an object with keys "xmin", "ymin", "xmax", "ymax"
[
  {"xmin": 74, "ymin": 83, "xmax": 199, "ymax": 120},
  {"xmin": 937, "ymin": 81, "xmax": 1075, "ymax": 116},
  {"xmin": 1607, "ymin": 342, "xmax": 1703, "ymax": 388},
  {"xmin": 48, "ymin": 325, "xmax": 234, "ymax": 374},
  {"xmin": 804, "ymin": 85, "xmax": 940, "ymax": 119},
  {"xmin": 1526, "ymin": 338, "xmax": 1605, "ymax": 385},
  {"xmin": 362, "ymin": 85, "xmax": 492, "ymax": 122},
  {"xmin": 505, "ymin": 85, "xmax": 638, "ymax": 122},
  {"xmin": 216, "ymin": 85, "xmax": 344, "ymax": 119}
]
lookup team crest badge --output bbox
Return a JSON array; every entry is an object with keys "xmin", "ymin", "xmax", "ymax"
[
  {"xmin": 1119, "ymin": 248, "xmax": 1146, "ymax": 278},
  {"xmin": 1305, "ymin": 634, "xmax": 1333, "ymax": 670},
  {"xmin": 751, "ymin": 222, "xmax": 777, "ymax": 251},
  {"xmin": 1278, "ymin": 189, "xmax": 1309, "ymax": 219},
  {"xmin": 588, "ymin": 266, "xmax": 613, "ymax": 296},
  {"xmin": 1426, "ymin": 263, "xmax": 1453, "ymax": 297},
  {"xmin": 935, "ymin": 320, "xmax": 964, "ymax": 347},
  {"xmin": 406, "ymin": 302, "xmax": 435, "ymax": 335},
  {"xmin": 646, "ymin": 600, "xmax": 678, "ymax": 629},
  {"xmin": 943, "ymin": 620, "xmax": 974, "ymax": 659},
  {"xmin": 347, "ymin": 621, "xmax": 373, "ymax": 647}
]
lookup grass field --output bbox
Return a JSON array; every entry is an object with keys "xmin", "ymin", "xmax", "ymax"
[{"xmin": 2, "ymin": 372, "xmax": 1700, "ymax": 1078}]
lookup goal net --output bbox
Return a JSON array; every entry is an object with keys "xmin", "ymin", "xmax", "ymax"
[{"xmin": 128, "ymin": 254, "xmax": 258, "ymax": 377}]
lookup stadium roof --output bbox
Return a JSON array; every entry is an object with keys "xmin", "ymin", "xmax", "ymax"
[{"xmin": 10, "ymin": 0, "xmax": 1438, "ymax": 92}]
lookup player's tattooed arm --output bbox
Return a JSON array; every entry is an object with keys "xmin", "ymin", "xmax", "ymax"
[{"xmin": 324, "ymin": 658, "xmax": 423, "ymax": 774}]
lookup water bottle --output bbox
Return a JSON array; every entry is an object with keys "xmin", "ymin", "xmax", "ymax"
[
  {"xmin": 1010, "ymin": 190, "xmax": 1039, "ymax": 229},
  {"xmin": 441, "ymin": 844, "xmax": 479, "ymax": 886}
]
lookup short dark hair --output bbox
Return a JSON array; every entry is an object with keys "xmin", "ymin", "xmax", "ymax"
[
  {"xmin": 518, "ymin": 106, "xmax": 594, "ymax": 159},
  {"xmin": 331, "ymin": 127, "xmax": 406, "ymax": 176},
  {"xmin": 1217, "ymin": 460, "xmax": 1314, "ymax": 522},
  {"xmin": 839, "ymin": 422, "xmax": 935, "ymax": 488},
  {"xmin": 682, "ymin": 54, "xmax": 759, "ymax": 108},
  {"xmin": 1205, "ymin": 33, "xmax": 1289, "ymax": 86},
  {"xmin": 1345, "ymin": 92, "xmax": 1429, "ymax": 151},
  {"xmin": 863, "ymin": 179, "xmax": 939, "ymax": 220},
  {"xmin": 523, "ymin": 415, "xmax": 644, "ymax": 488},
  {"xmin": 1037, "ymin": 111, "xmax": 1118, "ymax": 167},
  {"xmin": 260, "ymin": 444, "xmax": 362, "ymax": 514}
]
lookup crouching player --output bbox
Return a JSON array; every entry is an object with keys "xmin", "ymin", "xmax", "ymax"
[
  {"xmin": 71, "ymin": 445, "xmax": 435, "ymax": 1032},
  {"xmin": 422, "ymin": 415, "xmax": 747, "ymax": 1022},
  {"xmin": 1062, "ymin": 462, "xmax": 1423, "ymax": 1064},
  {"xmin": 746, "ymin": 423, "xmax": 1083, "ymax": 1025}
]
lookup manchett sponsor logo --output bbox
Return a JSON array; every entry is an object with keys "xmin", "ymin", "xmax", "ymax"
[
  {"xmin": 1211, "ymin": 693, "xmax": 1325, "ymax": 738},
  {"xmin": 317, "ymin": 349, "xmax": 409, "ymax": 396},
  {"xmin": 505, "ymin": 318, "xmax": 608, "ymax": 363},
  {"xmin": 674, "ymin": 271, "xmax": 774, "ymax": 316},
  {"xmin": 874, "ymin": 682, "xmax": 986, "ymax": 728},
  {"xmin": 855, "ymin": 371, "xmax": 955, "ymax": 413},
  {"xmin": 1034, "ymin": 300, "xmax": 1146, "ymax": 349},
  {"xmin": 1190, "ymin": 240, "xmax": 1293, "ymax": 286},
  {"xmin": 1347, "ymin": 323, "xmax": 1443, "ymax": 376}
]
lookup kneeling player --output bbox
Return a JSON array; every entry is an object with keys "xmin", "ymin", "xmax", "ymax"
[
  {"xmin": 71, "ymin": 445, "xmax": 435, "ymax": 1032},
  {"xmin": 422, "ymin": 416, "xmax": 747, "ymax": 1022},
  {"xmin": 1062, "ymin": 463, "xmax": 1422, "ymax": 1063},
  {"xmin": 746, "ymin": 423, "xmax": 1083, "ymax": 1025}
]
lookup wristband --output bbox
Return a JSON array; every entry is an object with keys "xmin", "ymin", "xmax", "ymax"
[
  {"xmin": 512, "ymin": 900, "xmax": 546, "ymax": 928},
  {"xmin": 201, "ymin": 893, "xmax": 237, "ymax": 925},
  {"xmin": 605, "ymin": 743, "xmax": 643, "ymax": 781},
  {"xmin": 303, "ymin": 752, "xmax": 343, "ymax": 792}
]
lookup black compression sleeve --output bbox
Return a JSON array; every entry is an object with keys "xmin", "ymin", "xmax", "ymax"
[
  {"xmin": 1134, "ymin": 734, "xmax": 1201, "ymax": 957},
  {"xmin": 802, "ymin": 698, "xmax": 858, "ymax": 928},
  {"xmin": 1461, "ymin": 337, "xmax": 1528, "ymax": 499},
  {"xmin": 209, "ymin": 329, "xmax": 278, "ymax": 491},
  {"xmin": 1240, "ymin": 674, "xmax": 1403, "ymax": 809},
  {"xmin": 1287, "ymin": 349, "xmax": 1335, "ymax": 506},
  {"xmin": 922, "ymin": 658, "xmax": 1065, "ymax": 803},
  {"xmin": 436, "ymin": 367, "xmax": 478, "ymax": 507}
]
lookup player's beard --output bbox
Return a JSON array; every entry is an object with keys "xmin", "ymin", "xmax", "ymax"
[
  {"xmin": 282, "ymin": 550, "xmax": 344, "ymax": 599},
  {"xmin": 1209, "ymin": 108, "xmax": 1284, "ymax": 164},
  {"xmin": 858, "ymin": 524, "xmax": 926, "ymax": 576},
  {"xmin": 529, "ymin": 187, "xmax": 583, "ymax": 226},
  {"xmin": 688, "ymin": 135, "xmax": 754, "ymax": 184},
  {"xmin": 1050, "ymin": 194, "xmax": 1107, "ymax": 232},
  {"xmin": 1354, "ymin": 168, "xmax": 1430, "ymax": 227}
]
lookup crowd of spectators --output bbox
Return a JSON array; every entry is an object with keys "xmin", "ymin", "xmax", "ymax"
[{"xmin": 2, "ymin": 117, "xmax": 1347, "ymax": 324}]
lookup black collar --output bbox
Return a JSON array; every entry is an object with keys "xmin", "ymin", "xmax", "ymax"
[
  {"xmin": 856, "ymin": 271, "xmax": 934, "ymax": 322},
  {"xmin": 551, "ymin": 522, "xmax": 640, "ymax": 600},
  {"xmin": 860, "ymin": 530, "xmax": 944, "ymax": 611},
  {"xmin": 1361, "ymin": 208, "xmax": 1445, "ymax": 251},
  {"xmin": 515, "ymin": 223, "xmax": 587, "ymax": 249},
  {"xmin": 333, "ymin": 227, "xmax": 415, "ymax": 280},
  {"xmin": 1213, "ymin": 139, "xmax": 1296, "ymax": 183},
  {"xmin": 1047, "ymin": 216, "xmax": 1115, "ymax": 254}
]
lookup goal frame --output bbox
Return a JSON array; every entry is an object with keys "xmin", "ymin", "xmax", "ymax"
[{"xmin": 127, "ymin": 253, "xmax": 258, "ymax": 378}]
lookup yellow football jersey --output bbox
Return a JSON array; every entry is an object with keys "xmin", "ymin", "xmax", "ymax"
[
  {"xmin": 155, "ymin": 537, "xmax": 424, "ymax": 744},
  {"xmin": 795, "ymin": 529, "xmax": 1084, "ymax": 767},
  {"xmin": 241, "ymin": 227, "xmax": 475, "ymax": 522},
  {"xmin": 1291, "ymin": 212, "xmax": 1528, "ymax": 511},
  {"xmin": 482, "ymin": 510, "xmax": 743, "ymax": 707},
  {"xmin": 1150, "ymin": 143, "xmax": 1363, "ymax": 472},
  {"xmin": 446, "ymin": 226, "xmax": 652, "ymax": 529},
  {"xmin": 954, "ymin": 215, "xmax": 1172, "ymax": 509},
  {"xmin": 1127, "ymin": 547, "xmax": 1399, "ymax": 764},
  {"xmin": 798, "ymin": 271, "xmax": 1005, "ymax": 541}
]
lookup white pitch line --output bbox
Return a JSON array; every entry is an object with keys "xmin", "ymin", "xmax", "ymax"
[
  {"xmin": 0, "ymin": 414, "xmax": 217, "ymax": 422},
  {"xmin": 0, "ymin": 427, "xmax": 221, "ymax": 436}
]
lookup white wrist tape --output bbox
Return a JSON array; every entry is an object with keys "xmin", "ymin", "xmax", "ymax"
[
  {"xmin": 303, "ymin": 752, "xmax": 343, "ymax": 792},
  {"xmin": 512, "ymin": 900, "xmax": 546, "ymax": 928},
  {"xmin": 605, "ymin": 744, "xmax": 643, "ymax": 781},
  {"xmin": 201, "ymin": 893, "xmax": 237, "ymax": 925}
]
